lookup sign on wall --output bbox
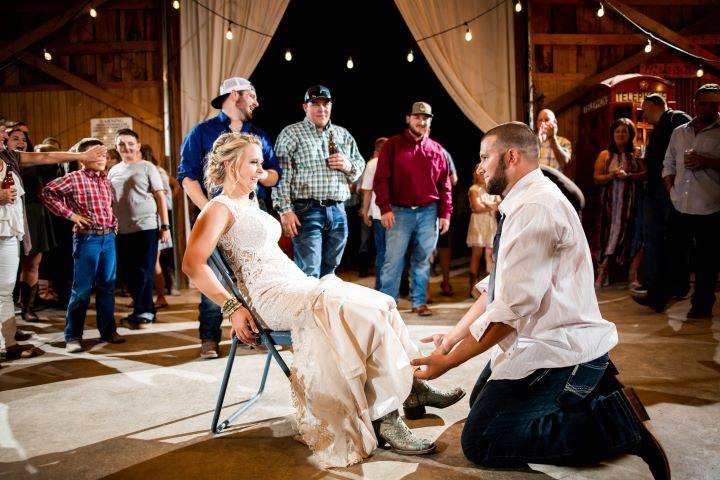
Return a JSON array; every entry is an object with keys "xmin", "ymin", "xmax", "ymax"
[{"xmin": 90, "ymin": 117, "xmax": 133, "ymax": 147}]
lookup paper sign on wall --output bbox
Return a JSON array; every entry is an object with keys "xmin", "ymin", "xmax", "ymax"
[{"xmin": 90, "ymin": 117, "xmax": 133, "ymax": 148}]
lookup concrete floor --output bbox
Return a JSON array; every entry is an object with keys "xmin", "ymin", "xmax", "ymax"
[{"xmin": 1, "ymin": 272, "xmax": 718, "ymax": 480}]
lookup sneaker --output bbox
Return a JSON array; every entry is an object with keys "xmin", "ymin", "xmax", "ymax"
[
  {"xmin": 619, "ymin": 388, "xmax": 670, "ymax": 480},
  {"xmin": 200, "ymin": 340, "xmax": 219, "ymax": 359},
  {"xmin": 65, "ymin": 341, "xmax": 83, "ymax": 353},
  {"xmin": 102, "ymin": 332, "xmax": 126, "ymax": 344}
]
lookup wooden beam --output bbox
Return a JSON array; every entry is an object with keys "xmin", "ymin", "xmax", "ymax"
[
  {"xmin": 0, "ymin": 0, "xmax": 113, "ymax": 65},
  {"xmin": 0, "ymin": 80, "xmax": 163, "ymax": 93},
  {"xmin": 607, "ymin": 0, "xmax": 720, "ymax": 63},
  {"xmin": 44, "ymin": 41, "xmax": 161, "ymax": 56},
  {"xmin": 545, "ymin": 11, "xmax": 720, "ymax": 114},
  {"xmin": 17, "ymin": 52, "xmax": 163, "ymax": 131},
  {"xmin": 3, "ymin": 1, "xmax": 159, "ymax": 13},
  {"xmin": 534, "ymin": 33, "xmax": 720, "ymax": 46}
]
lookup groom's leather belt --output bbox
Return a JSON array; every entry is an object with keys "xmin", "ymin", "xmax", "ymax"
[{"xmin": 293, "ymin": 198, "xmax": 340, "ymax": 207}]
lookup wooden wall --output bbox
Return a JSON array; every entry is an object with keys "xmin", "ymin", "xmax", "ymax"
[
  {"xmin": 529, "ymin": 0, "xmax": 720, "ymax": 178},
  {"xmin": 0, "ymin": 0, "xmax": 166, "ymax": 158}
]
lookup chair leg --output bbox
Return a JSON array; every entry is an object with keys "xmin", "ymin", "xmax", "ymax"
[
  {"xmin": 222, "ymin": 352, "xmax": 273, "ymax": 429},
  {"xmin": 211, "ymin": 336, "xmax": 239, "ymax": 434}
]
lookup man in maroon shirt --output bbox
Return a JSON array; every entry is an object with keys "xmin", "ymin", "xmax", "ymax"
[{"xmin": 373, "ymin": 102, "xmax": 452, "ymax": 316}]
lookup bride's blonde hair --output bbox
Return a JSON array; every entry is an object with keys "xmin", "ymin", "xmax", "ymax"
[{"xmin": 204, "ymin": 132, "xmax": 262, "ymax": 192}]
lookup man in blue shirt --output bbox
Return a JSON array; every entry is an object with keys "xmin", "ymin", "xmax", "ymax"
[{"xmin": 178, "ymin": 76, "xmax": 281, "ymax": 359}]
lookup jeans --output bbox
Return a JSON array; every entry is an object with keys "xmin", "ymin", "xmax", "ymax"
[
  {"xmin": 116, "ymin": 229, "xmax": 158, "ymax": 321},
  {"xmin": 292, "ymin": 202, "xmax": 348, "ymax": 278},
  {"xmin": 0, "ymin": 237, "xmax": 20, "ymax": 352},
  {"xmin": 462, "ymin": 354, "xmax": 642, "ymax": 468},
  {"xmin": 380, "ymin": 204, "xmax": 438, "ymax": 308},
  {"xmin": 65, "ymin": 233, "xmax": 117, "ymax": 342},
  {"xmin": 372, "ymin": 219, "xmax": 386, "ymax": 291},
  {"xmin": 661, "ymin": 209, "xmax": 720, "ymax": 313}
]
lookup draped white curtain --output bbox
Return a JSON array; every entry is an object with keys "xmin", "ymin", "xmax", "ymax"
[
  {"xmin": 394, "ymin": 0, "xmax": 517, "ymax": 132},
  {"xmin": 180, "ymin": 0, "xmax": 289, "ymax": 136}
]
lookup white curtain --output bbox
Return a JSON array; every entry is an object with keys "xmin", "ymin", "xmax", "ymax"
[
  {"xmin": 180, "ymin": 0, "xmax": 289, "ymax": 136},
  {"xmin": 395, "ymin": 0, "xmax": 517, "ymax": 132}
]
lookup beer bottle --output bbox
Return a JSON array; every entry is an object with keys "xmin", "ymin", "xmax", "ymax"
[
  {"xmin": 2, "ymin": 168, "xmax": 14, "ymax": 190},
  {"xmin": 328, "ymin": 131, "xmax": 338, "ymax": 156}
]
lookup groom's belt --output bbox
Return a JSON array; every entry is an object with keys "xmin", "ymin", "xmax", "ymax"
[{"xmin": 293, "ymin": 198, "xmax": 340, "ymax": 207}]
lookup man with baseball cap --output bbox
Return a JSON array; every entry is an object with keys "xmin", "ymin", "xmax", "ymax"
[
  {"xmin": 272, "ymin": 85, "xmax": 365, "ymax": 278},
  {"xmin": 178, "ymin": 76, "xmax": 281, "ymax": 359},
  {"xmin": 373, "ymin": 102, "xmax": 453, "ymax": 316}
]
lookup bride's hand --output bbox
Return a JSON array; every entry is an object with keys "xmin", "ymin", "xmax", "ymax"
[{"xmin": 230, "ymin": 306, "xmax": 259, "ymax": 345}]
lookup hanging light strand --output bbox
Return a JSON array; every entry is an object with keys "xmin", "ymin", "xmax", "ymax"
[
  {"xmin": 415, "ymin": 0, "xmax": 505, "ymax": 43},
  {"xmin": 514, "ymin": 1, "xmax": 522, "ymax": 13},
  {"xmin": 43, "ymin": 48, "xmax": 52, "ymax": 61},
  {"xmin": 172, "ymin": 0, "xmax": 180, "ymax": 10},
  {"xmin": 192, "ymin": 0, "xmax": 272, "ymax": 38},
  {"xmin": 596, "ymin": 2, "xmax": 605, "ymax": 18}
]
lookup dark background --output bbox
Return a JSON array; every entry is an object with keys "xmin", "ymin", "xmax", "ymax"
[{"xmin": 249, "ymin": 0, "xmax": 484, "ymax": 259}]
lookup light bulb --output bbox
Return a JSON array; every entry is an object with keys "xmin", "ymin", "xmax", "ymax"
[
  {"xmin": 597, "ymin": 3, "xmax": 604, "ymax": 17},
  {"xmin": 346, "ymin": 57, "xmax": 354, "ymax": 69},
  {"xmin": 89, "ymin": 7, "xmax": 97, "ymax": 17},
  {"xmin": 284, "ymin": 49, "xmax": 292, "ymax": 62},
  {"xmin": 644, "ymin": 39, "xmax": 652, "ymax": 53},
  {"xmin": 172, "ymin": 0, "xmax": 180, "ymax": 9},
  {"xmin": 696, "ymin": 66, "xmax": 704, "ymax": 78},
  {"xmin": 225, "ymin": 26, "xmax": 233, "ymax": 41},
  {"xmin": 464, "ymin": 25, "xmax": 472, "ymax": 42},
  {"xmin": 407, "ymin": 49, "xmax": 414, "ymax": 62},
  {"xmin": 514, "ymin": 1, "xmax": 522, "ymax": 13},
  {"xmin": 43, "ymin": 49, "xmax": 52, "ymax": 61}
]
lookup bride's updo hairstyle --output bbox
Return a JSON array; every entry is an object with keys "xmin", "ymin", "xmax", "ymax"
[{"xmin": 204, "ymin": 132, "xmax": 263, "ymax": 192}]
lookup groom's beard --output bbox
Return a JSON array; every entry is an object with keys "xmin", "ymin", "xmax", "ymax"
[{"xmin": 486, "ymin": 160, "xmax": 508, "ymax": 196}]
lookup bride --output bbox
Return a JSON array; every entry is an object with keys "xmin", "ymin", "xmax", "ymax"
[{"xmin": 182, "ymin": 132, "xmax": 464, "ymax": 468}]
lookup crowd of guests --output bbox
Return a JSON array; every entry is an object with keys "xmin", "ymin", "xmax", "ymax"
[
  {"xmin": 0, "ymin": 123, "xmax": 178, "ymax": 360},
  {"xmin": 2, "ymin": 78, "xmax": 717, "ymax": 364}
]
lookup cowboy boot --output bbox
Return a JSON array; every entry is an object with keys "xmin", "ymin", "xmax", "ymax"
[
  {"xmin": 20, "ymin": 282, "xmax": 39, "ymax": 322},
  {"xmin": 403, "ymin": 377, "xmax": 466, "ymax": 420},
  {"xmin": 372, "ymin": 410, "xmax": 436, "ymax": 455}
]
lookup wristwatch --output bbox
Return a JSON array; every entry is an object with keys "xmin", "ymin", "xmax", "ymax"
[{"xmin": 160, "ymin": 224, "xmax": 171, "ymax": 231}]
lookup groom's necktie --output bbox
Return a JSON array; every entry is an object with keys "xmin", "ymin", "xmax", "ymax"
[{"xmin": 487, "ymin": 213, "xmax": 505, "ymax": 303}]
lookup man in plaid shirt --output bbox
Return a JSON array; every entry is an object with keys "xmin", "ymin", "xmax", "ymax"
[
  {"xmin": 272, "ymin": 85, "xmax": 365, "ymax": 277},
  {"xmin": 41, "ymin": 138, "xmax": 124, "ymax": 353}
]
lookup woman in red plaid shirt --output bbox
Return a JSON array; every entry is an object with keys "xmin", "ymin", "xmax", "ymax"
[{"xmin": 41, "ymin": 138, "xmax": 125, "ymax": 353}]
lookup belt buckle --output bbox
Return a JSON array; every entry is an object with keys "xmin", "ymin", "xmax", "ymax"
[{"xmin": 318, "ymin": 199, "xmax": 328, "ymax": 207}]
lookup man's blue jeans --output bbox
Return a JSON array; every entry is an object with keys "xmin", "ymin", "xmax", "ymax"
[
  {"xmin": 65, "ymin": 233, "xmax": 117, "ymax": 342},
  {"xmin": 372, "ymin": 219, "xmax": 386, "ymax": 291},
  {"xmin": 380, "ymin": 204, "xmax": 438, "ymax": 308},
  {"xmin": 462, "ymin": 354, "xmax": 642, "ymax": 468},
  {"xmin": 292, "ymin": 202, "xmax": 348, "ymax": 278}
]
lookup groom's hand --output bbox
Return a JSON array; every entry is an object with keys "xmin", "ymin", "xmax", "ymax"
[{"xmin": 411, "ymin": 354, "xmax": 452, "ymax": 380}]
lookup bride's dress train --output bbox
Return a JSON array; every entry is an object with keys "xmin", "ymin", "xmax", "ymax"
[{"xmin": 211, "ymin": 195, "xmax": 420, "ymax": 468}]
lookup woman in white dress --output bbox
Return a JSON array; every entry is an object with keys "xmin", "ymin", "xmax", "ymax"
[{"xmin": 182, "ymin": 133, "xmax": 464, "ymax": 468}]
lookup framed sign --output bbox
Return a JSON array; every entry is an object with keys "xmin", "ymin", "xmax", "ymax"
[{"xmin": 90, "ymin": 117, "xmax": 133, "ymax": 147}]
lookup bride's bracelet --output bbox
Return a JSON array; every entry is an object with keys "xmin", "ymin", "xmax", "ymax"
[{"xmin": 221, "ymin": 297, "xmax": 243, "ymax": 320}]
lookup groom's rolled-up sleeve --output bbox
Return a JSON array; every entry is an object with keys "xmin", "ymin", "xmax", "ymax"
[{"xmin": 469, "ymin": 203, "xmax": 558, "ymax": 341}]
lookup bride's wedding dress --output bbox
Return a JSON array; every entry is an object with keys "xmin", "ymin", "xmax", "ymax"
[{"xmin": 211, "ymin": 194, "xmax": 420, "ymax": 467}]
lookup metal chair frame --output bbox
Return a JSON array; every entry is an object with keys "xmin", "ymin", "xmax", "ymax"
[{"xmin": 208, "ymin": 249, "xmax": 292, "ymax": 434}]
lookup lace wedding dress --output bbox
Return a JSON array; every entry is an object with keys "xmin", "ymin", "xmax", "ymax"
[{"xmin": 211, "ymin": 195, "xmax": 419, "ymax": 468}]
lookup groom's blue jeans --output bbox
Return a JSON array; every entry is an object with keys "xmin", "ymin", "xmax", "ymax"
[{"xmin": 462, "ymin": 353, "xmax": 642, "ymax": 468}]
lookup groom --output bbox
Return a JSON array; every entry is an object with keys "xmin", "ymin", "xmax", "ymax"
[{"xmin": 412, "ymin": 122, "xmax": 670, "ymax": 480}]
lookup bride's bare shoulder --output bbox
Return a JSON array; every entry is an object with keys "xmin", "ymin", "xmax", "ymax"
[{"xmin": 196, "ymin": 199, "xmax": 235, "ymax": 235}]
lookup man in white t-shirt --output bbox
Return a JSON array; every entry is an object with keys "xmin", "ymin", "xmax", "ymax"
[{"xmin": 360, "ymin": 137, "xmax": 388, "ymax": 290}]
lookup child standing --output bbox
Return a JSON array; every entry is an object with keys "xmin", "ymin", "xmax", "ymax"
[
  {"xmin": 41, "ymin": 138, "xmax": 124, "ymax": 353},
  {"xmin": 466, "ymin": 162, "xmax": 500, "ymax": 296}
]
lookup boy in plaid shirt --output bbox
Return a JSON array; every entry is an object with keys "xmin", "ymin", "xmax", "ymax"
[{"xmin": 41, "ymin": 138, "xmax": 124, "ymax": 353}]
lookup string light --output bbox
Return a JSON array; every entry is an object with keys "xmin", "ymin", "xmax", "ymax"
[
  {"xmin": 514, "ymin": 1, "xmax": 522, "ymax": 13},
  {"xmin": 284, "ymin": 49, "xmax": 292, "ymax": 61},
  {"xmin": 644, "ymin": 38, "xmax": 652, "ymax": 53},
  {"xmin": 464, "ymin": 23, "xmax": 472, "ymax": 42},
  {"xmin": 407, "ymin": 49, "xmax": 414, "ymax": 62},
  {"xmin": 597, "ymin": 2, "xmax": 605, "ymax": 18},
  {"xmin": 346, "ymin": 57, "xmax": 354, "ymax": 69},
  {"xmin": 43, "ymin": 48, "xmax": 52, "ymax": 61},
  {"xmin": 172, "ymin": 0, "xmax": 180, "ymax": 9},
  {"xmin": 225, "ymin": 24, "xmax": 234, "ymax": 40},
  {"xmin": 696, "ymin": 65, "xmax": 704, "ymax": 77},
  {"xmin": 89, "ymin": 7, "xmax": 98, "ymax": 18}
]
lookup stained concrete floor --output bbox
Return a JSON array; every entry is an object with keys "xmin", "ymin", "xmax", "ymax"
[{"xmin": 1, "ymin": 271, "xmax": 718, "ymax": 480}]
